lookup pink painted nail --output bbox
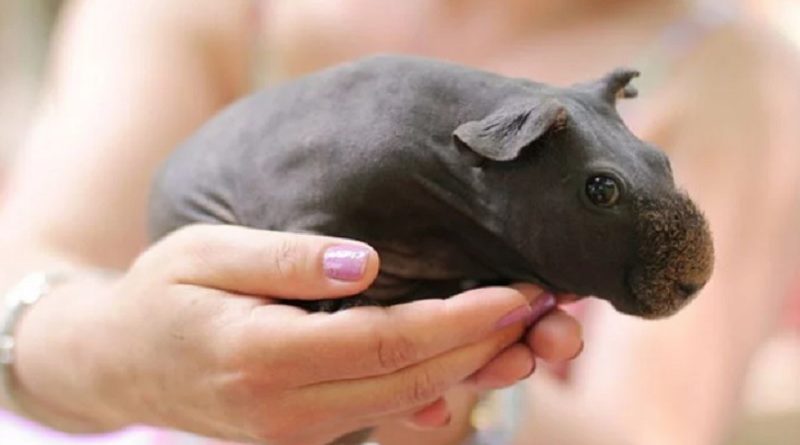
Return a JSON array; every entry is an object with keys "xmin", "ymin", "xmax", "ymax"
[
  {"xmin": 323, "ymin": 245, "xmax": 371, "ymax": 281},
  {"xmin": 528, "ymin": 293, "xmax": 556, "ymax": 325},
  {"xmin": 495, "ymin": 305, "xmax": 534, "ymax": 330}
]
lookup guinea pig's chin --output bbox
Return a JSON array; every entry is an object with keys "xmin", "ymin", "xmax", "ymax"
[
  {"xmin": 622, "ymin": 286, "xmax": 690, "ymax": 319},
  {"xmin": 606, "ymin": 296, "xmax": 643, "ymax": 318},
  {"xmin": 605, "ymin": 291, "xmax": 666, "ymax": 319}
]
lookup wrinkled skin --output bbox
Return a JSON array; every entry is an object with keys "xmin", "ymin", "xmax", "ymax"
[{"xmin": 150, "ymin": 55, "xmax": 713, "ymax": 320}]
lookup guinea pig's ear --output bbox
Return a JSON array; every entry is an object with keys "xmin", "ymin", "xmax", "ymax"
[
  {"xmin": 453, "ymin": 99, "xmax": 567, "ymax": 165},
  {"xmin": 580, "ymin": 68, "xmax": 640, "ymax": 105}
]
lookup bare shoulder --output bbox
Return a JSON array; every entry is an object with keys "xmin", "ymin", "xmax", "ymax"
[
  {"xmin": 674, "ymin": 20, "xmax": 800, "ymax": 97},
  {"xmin": 52, "ymin": 0, "xmax": 253, "ymax": 99},
  {"xmin": 658, "ymin": 20, "xmax": 800, "ymax": 146},
  {"xmin": 54, "ymin": 0, "xmax": 253, "ymax": 63},
  {"xmin": 60, "ymin": 0, "xmax": 251, "ymax": 34}
]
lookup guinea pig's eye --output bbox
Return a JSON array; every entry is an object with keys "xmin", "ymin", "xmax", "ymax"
[{"xmin": 585, "ymin": 175, "xmax": 620, "ymax": 207}]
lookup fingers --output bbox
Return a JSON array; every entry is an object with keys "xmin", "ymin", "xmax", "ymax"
[
  {"xmin": 405, "ymin": 398, "xmax": 451, "ymax": 430},
  {"xmin": 275, "ymin": 285, "xmax": 546, "ymax": 383},
  {"xmin": 295, "ymin": 318, "xmax": 526, "ymax": 419},
  {"xmin": 146, "ymin": 224, "xmax": 380, "ymax": 299},
  {"xmin": 526, "ymin": 308, "xmax": 583, "ymax": 363},
  {"xmin": 466, "ymin": 343, "xmax": 534, "ymax": 389},
  {"xmin": 464, "ymin": 299, "xmax": 583, "ymax": 389}
]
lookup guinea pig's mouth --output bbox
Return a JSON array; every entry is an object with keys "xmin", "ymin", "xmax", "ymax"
[
  {"xmin": 619, "ymin": 279, "xmax": 693, "ymax": 319},
  {"xmin": 621, "ymin": 193, "xmax": 715, "ymax": 319}
]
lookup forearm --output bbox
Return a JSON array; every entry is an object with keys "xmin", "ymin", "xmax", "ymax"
[
  {"xmin": 0, "ymin": 0, "xmax": 251, "ymax": 267},
  {"xmin": 0, "ymin": 0, "xmax": 253, "ymax": 420},
  {"xmin": 0, "ymin": 0, "xmax": 254, "ymax": 298}
]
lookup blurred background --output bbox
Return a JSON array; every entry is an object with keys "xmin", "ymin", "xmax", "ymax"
[
  {"xmin": 0, "ymin": 1, "xmax": 798, "ymax": 444},
  {"xmin": 0, "ymin": 0, "xmax": 59, "ymax": 172}
]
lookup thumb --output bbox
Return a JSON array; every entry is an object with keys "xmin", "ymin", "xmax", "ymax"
[{"xmin": 150, "ymin": 224, "xmax": 380, "ymax": 299}]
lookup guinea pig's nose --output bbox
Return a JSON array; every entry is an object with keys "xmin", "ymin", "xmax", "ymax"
[{"xmin": 676, "ymin": 281, "xmax": 700, "ymax": 298}]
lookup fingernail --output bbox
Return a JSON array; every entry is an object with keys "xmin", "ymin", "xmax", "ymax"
[
  {"xmin": 527, "ymin": 293, "xmax": 556, "ymax": 326},
  {"xmin": 523, "ymin": 362, "xmax": 536, "ymax": 379},
  {"xmin": 323, "ymin": 245, "xmax": 371, "ymax": 281},
  {"xmin": 570, "ymin": 340, "xmax": 585, "ymax": 360},
  {"xmin": 495, "ymin": 305, "xmax": 533, "ymax": 330}
]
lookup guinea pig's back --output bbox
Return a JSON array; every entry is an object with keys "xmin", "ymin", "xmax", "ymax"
[
  {"xmin": 148, "ymin": 55, "xmax": 527, "ymax": 241},
  {"xmin": 148, "ymin": 59, "xmax": 391, "ymax": 240}
]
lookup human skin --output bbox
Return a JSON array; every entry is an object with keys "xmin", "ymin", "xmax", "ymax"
[
  {"xmin": 9, "ymin": 225, "xmax": 575, "ymax": 444},
  {"xmin": 0, "ymin": 1, "xmax": 582, "ymax": 444}
]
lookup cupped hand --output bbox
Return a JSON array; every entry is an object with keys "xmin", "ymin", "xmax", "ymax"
[{"xmin": 13, "ymin": 225, "xmax": 582, "ymax": 445}]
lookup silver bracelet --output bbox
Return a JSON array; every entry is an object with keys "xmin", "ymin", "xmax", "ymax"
[{"xmin": 1, "ymin": 272, "xmax": 66, "ymax": 413}]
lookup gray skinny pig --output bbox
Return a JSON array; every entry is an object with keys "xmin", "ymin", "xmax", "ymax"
[
  {"xmin": 149, "ymin": 54, "xmax": 715, "ymax": 445},
  {"xmin": 149, "ymin": 54, "xmax": 713, "ymax": 320}
]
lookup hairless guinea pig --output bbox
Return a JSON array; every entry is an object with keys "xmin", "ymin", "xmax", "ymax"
[
  {"xmin": 150, "ymin": 54, "xmax": 713, "ymax": 319},
  {"xmin": 149, "ymin": 54, "xmax": 714, "ymax": 445}
]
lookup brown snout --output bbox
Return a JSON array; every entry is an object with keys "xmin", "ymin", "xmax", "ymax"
[{"xmin": 625, "ymin": 193, "xmax": 714, "ymax": 319}]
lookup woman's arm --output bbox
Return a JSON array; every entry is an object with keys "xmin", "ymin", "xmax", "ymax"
[
  {"xmin": 0, "ymin": 0, "xmax": 251, "ymax": 423},
  {"xmin": 0, "ymin": 0, "xmax": 252, "ymax": 268}
]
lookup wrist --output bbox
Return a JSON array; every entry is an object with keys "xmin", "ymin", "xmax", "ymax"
[{"xmin": 9, "ymin": 270, "xmax": 132, "ymax": 432}]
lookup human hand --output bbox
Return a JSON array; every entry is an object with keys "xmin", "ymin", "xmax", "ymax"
[
  {"xmin": 377, "ymin": 288, "xmax": 583, "ymax": 437},
  {"xmin": 13, "ymin": 225, "xmax": 581, "ymax": 445}
]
